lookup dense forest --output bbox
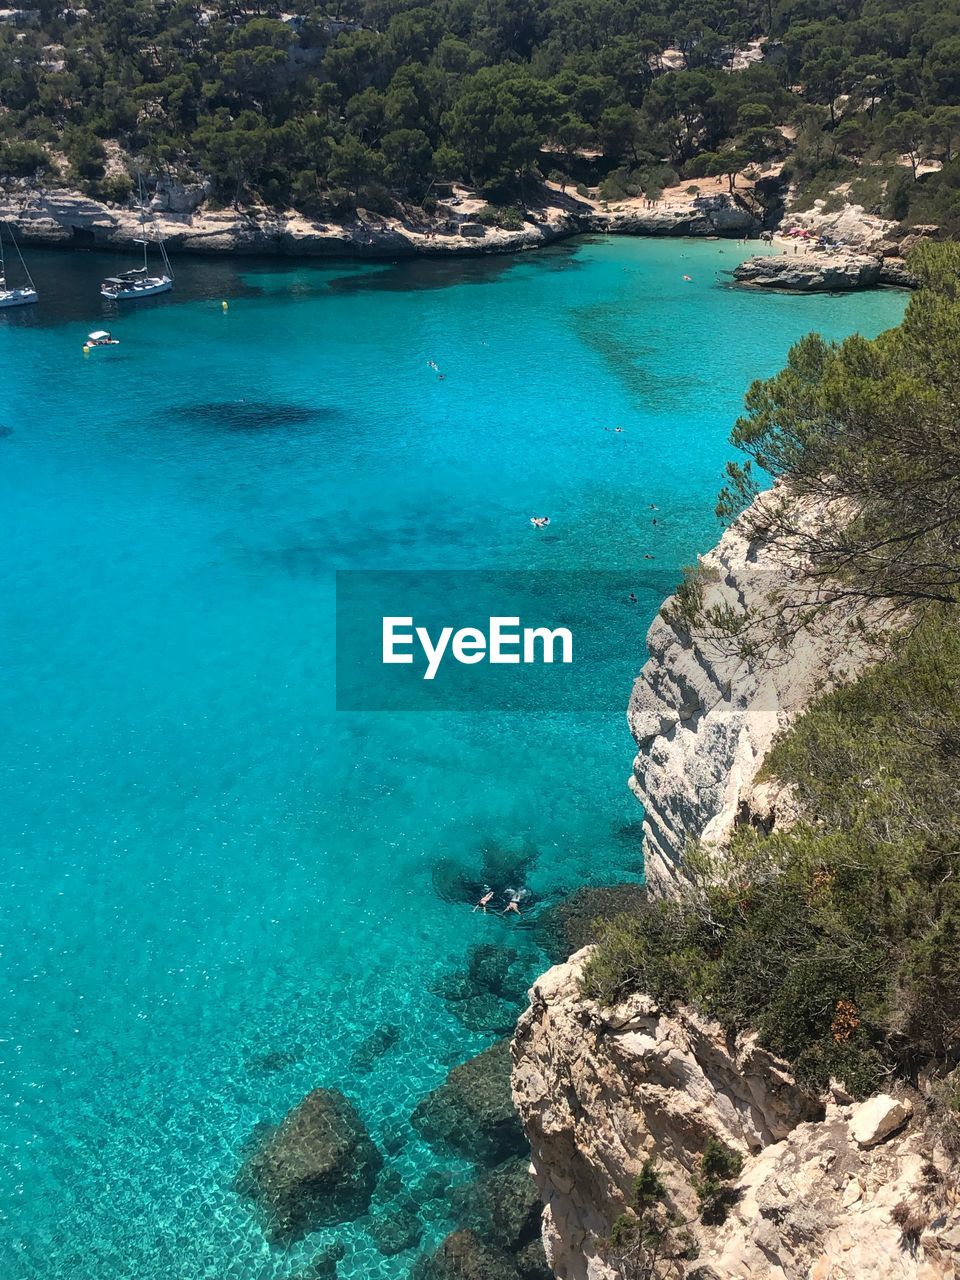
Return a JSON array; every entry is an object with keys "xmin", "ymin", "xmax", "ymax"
[{"xmin": 2, "ymin": 0, "xmax": 960, "ymax": 227}]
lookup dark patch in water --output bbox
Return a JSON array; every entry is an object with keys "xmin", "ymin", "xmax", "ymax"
[
  {"xmin": 431, "ymin": 840, "xmax": 540, "ymax": 908},
  {"xmin": 245, "ymin": 1046, "xmax": 305, "ymax": 1074},
  {"xmin": 0, "ymin": 425, "xmax": 12, "ymax": 438},
  {"xmin": 175, "ymin": 400, "xmax": 339, "ymax": 432},
  {"xmin": 326, "ymin": 239, "xmax": 585, "ymax": 296}
]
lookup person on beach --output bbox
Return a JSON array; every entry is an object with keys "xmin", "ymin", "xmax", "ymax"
[{"xmin": 473, "ymin": 888, "xmax": 495, "ymax": 913}]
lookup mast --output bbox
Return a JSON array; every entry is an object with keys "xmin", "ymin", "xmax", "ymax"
[
  {"xmin": 0, "ymin": 223, "xmax": 6, "ymax": 287},
  {"xmin": 11, "ymin": 225, "xmax": 35, "ymax": 291},
  {"xmin": 138, "ymin": 171, "xmax": 148, "ymax": 272}
]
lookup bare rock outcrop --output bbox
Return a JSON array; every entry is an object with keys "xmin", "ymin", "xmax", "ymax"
[
  {"xmin": 512, "ymin": 951, "xmax": 959, "ymax": 1280},
  {"xmin": 783, "ymin": 201, "xmax": 898, "ymax": 250},
  {"xmin": 0, "ymin": 184, "xmax": 757, "ymax": 260},
  {"xmin": 627, "ymin": 492, "xmax": 886, "ymax": 895},
  {"xmin": 734, "ymin": 250, "xmax": 915, "ymax": 291}
]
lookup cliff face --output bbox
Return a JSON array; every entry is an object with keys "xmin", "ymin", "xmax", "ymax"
[
  {"xmin": 511, "ymin": 495, "xmax": 958, "ymax": 1279},
  {"xmin": 512, "ymin": 951, "xmax": 958, "ymax": 1280},
  {"xmin": 0, "ymin": 186, "xmax": 756, "ymax": 259},
  {"xmin": 627, "ymin": 494, "xmax": 883, "ymax": 895}
]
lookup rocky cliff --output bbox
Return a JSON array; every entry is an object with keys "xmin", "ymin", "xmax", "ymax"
[
  {"xmin": 0, "ymin": 185, "xmax": 757, "ymax": 259},
  {"xmin": 512, "ymin": 950, "xmax": 959, "ymax": 1280},
  {"xmin": 511, "ymin": 493, "xmax": 957, "ymax": 1279},
  {"xmin": 626, "ymin": 492, "xmax": 886, "ymax": 895}
]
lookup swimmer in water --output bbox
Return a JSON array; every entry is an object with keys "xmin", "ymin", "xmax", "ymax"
[
  {"xmin": 473, "ymin": 888, "xmax": 495, "ymax": 913},
  {"xmin": 628, "ymin": 592, "xmax": 638, "ymax": 603},
  {"xmin": 501, "ymin": 888, "xmax": 526, "ymax": 916}
]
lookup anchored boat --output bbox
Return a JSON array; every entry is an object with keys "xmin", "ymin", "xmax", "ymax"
[
  {"xmin": 0, "ymin": 222, "xmax": 38, "ymax": 308},
  {"xmin": 100, "ymin": 175, "xmax": 173, "ymax": 302}
]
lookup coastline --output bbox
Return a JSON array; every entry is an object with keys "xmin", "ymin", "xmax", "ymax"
[
  {"xmin": 0, "ymin": 181, "xmax": 761, "ymax": 262},
  {"xmin": 0, "ymin": 182, "xmax": 920, "ymax": 292}
]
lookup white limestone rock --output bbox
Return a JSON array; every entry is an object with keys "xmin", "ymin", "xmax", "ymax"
[
  {"xmin": 850, "ymin": 1095, "xmax": 914, "ymax": 1148},
  {"xmin": 511, "ymin": 951, "xmax": 958, "ymax": 1280},
  {"xmin": 628, "ymin": 489, "xmax": 889, "ymax": 895}
]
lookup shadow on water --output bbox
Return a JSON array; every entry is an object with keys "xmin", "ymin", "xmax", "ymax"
[
  {"xmin": 172, "ymin": 399, "xmax": 343, "ymax": 433},
  {"xmin": 0, "ymin": 238, "xmax": 594, "ymax": 329},
  {"xmin": 322, "ymin": 238, "xmax": 586, "ymax": 295}
]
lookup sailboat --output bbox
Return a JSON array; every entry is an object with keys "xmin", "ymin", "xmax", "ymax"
[
  {"xmin": 0, "ymin": 222, "xmax": 39, "ymax": 308},
  {"xmin": 100, "ymin": 175, "xmax": 173, "ymax": 301}
]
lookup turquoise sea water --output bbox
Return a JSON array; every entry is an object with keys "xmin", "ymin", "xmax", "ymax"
[{"xmin": 0, "ymin": 238, "xmax": 905, "ymax": 1279}]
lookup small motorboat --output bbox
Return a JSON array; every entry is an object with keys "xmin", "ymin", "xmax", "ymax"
[{"xmin": 85, "ymin": 330, "xmax": 119, "ymax": 347}]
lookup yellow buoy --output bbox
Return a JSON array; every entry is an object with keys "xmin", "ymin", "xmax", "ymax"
[
  {"xmin": 221, "ymin": 300, "xmax": 228, "ymax": 312},
  {"xmin": 82, "ymin": 345, "xmax": 90, "ymax": 355}
]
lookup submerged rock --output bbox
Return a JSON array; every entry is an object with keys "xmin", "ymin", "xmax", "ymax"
[
  {"xmin": 411, "ymin": 1228, "xmax": 521, "ymax": 1280},
  {"xmin": 237, "ymin": 1088, "xmax": 382, "ymax": 1242},
  {"xmin": 430, "ymin": 843, "xmax": 540, "ymax": 907},
  {"xmin": 349, "ymin": 1024, "xmax": 401, "ymax": 1073},
  {"xmin": 532, "ymin": 884, "xmax": 647, "ymax": 962},
  {"xmin": 514, "ymin": 1238, "xmax": 553, "ymax": 1280},
  {"xmin": 451, "ymin": 1156, "xmax": 542, "ymax": 1254},
  {"xmin": 436, "ymin": 944, "xmax": 531, "ymax": 1036},
  {"xmin": 244, "ymin": 1046, "xmax": 304, "ymax": 1074},
  {"xmin": 370, "ymin": 1206, "xmax": 423, "ymax": 1256},
  {"xmin": 412, "ymin": 1040, "xmax": 526, "ymax": 1166},
  {"xmin": 290, "ymin": 1244, "xmax": 344, "ymax": 1280},
  {"xmin": 417, "ymin": 1168, "xmax": 454, "ymax": 1201}
]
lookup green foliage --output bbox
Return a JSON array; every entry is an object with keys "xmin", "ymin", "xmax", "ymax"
[
  {"xmin": 601, "ymin": 1158, "xmax": 677, "ymax": 1280},
  {"xmin": 475, "ymin": 202, "xmax": 525, "ymax": 229},
  {"xmin": 584, "ymin": 603, "xmax": 960, "ymax": 1098},
  {"xmin": 0, "ymin": 139, "xmax": 50, "ymax": 178},
  {"xmin": 0, "ymin": 0, "xmax": 955, "ymax": 216},
  {"xmin": 660, "ymin": 562, "xmax": 719, "ymax": 632},
  {"xmin": 718, "ymin": 243, "xmax": 960, "ymax": 612},
  {"xmin": 94, "ymin": 173, "xmax": 135, "ymax": 204},
  {"xmin": 692, "ymin": 1139, "xmax": 743, "ymax": 1224}
]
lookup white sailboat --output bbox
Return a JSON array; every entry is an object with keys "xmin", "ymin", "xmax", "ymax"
[
  {"xmin": 100, "ymin": 175, "xmax": 173, "ymax": 302},
  {"xmin": 0, "ymin": 222, "xmax": 39, "ymax": 308}
]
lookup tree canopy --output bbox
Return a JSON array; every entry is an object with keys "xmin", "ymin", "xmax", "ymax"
[{"xmin": 1, "ymin": 0, "xmax": 959, "ymax": 219}]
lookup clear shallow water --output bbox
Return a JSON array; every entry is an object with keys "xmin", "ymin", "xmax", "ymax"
[{"xmin": 0, "ymin": 238, "xmax": 905, "ymax": 1279}]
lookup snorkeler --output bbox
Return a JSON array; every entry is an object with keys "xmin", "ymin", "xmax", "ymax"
[
  {"xmin": 473, "ymin": 888, "xmax": 495, "ymax": 913},
  {"xmin": 501, "ymin": 888, "xmax": 528, "ymax": 916}
]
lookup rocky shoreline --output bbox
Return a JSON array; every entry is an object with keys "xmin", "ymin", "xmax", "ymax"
[
  {"xmin": 0, "ymin": 184, "xmax": 758, "ymax": 261},
  {"xmin": 626, "ymin": 490, "xmax": 891, "ymax": 894},
  {"xmin": 509, "ymin": 492, "xmax": 956, "ymax": 1279},
  {"xmin": 733, "ymin": 249, "xmax": 915, "ymax": 292},
  {"xmin": 0, "ymin": 184, "xmax": 923, "ymax": 292},
  {"xmin": 512, "ymin": 949, "xmax": 957, "ymax": 1280}
]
